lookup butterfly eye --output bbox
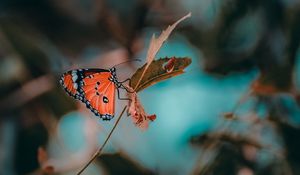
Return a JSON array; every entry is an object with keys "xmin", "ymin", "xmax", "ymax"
[{"xmin": 103, "ymin": 96, "xmax": 109, "ymax": 103}]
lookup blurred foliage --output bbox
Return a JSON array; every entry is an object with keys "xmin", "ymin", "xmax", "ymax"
[
  {"xmin": 1, "ymin": 0, "xmax": 300, "ymax": 175},
  {"xmin": 98, "ymin": 153, "xmax": 154, "ymax": 175}
]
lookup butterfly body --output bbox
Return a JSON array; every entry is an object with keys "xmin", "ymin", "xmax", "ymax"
[{"xmin": 60, "ymin": 67, "xmax": 123, "ymax": 120}]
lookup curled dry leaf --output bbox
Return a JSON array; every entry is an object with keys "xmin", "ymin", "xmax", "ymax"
[
  {"xmin": 130, "ymin": 57, "xmax": 191, "ymax": 92},
  {"xmin": 145, "ymin": 13, "xmax": 191, "ymax": 64},
  {"xmin": 126, "ymin": 57, "xmax": 191, "ymax": 129},
  {"xmin": 134, "ymin": 12, "xmax": 191, "ymax": 90},
  {"xmin": 126, "ymin": 85, "xmax": 156, "ymax": 130},
  {"xmin": 126, "ymin": 13, "xmax": 192, "ymax": 130}
]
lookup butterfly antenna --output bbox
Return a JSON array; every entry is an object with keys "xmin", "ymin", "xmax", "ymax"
[{"xmin": 113, "ymin": 59, "xmax": 141, "ymax": 68}]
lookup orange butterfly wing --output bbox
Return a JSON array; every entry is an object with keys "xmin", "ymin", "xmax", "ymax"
[
  {"xmin": 60, "ymin": 69, "xmax": 117, "ymax": 120},
  {"xmin": 81, "ymin": 72, "xmax": 116, "ymax": 120},
  {"xmin": 60, "ymin": 70, "xmax": 85, "ymax": 102}
]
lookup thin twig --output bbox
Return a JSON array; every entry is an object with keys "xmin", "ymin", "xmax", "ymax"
[
  {"xmin": 134, "ymin": 63, "xmax": 149, "ymax": 90},
  {"xmin": 77, "ymin": 105, "xmax": 127, "ymax": 175},
  {"xmin": 231, "ymin": 89, "xmax": 252, "ymax": 117}
]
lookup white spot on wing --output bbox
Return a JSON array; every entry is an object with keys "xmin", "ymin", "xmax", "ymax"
[
  {"xmin": 72, "ymin": 75, "xmax": 78, "ymax": 82},
  {"xmin": 72, "ymin": 70, "xmax": 77, "ymax": 76},
  {"xmin": 73, "ymin": 83, "xmax": 78, "ymax": 89}
]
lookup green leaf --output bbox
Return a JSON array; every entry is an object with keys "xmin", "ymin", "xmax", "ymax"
[{"xmin": 130, "ymin": 57, "xmax": 192, "ymax": 92}]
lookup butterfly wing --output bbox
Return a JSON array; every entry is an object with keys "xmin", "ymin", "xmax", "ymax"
[
  {"xmin": 60, "ymin": 69, "xmax": 116, "ymax": 120},
  {"xmin": 59, "ymin": 69, "xmax": 85, "ymax": 102},
  {"xmin": 81, "ymin": 72, "xmax": 116, "ymax": 120}
]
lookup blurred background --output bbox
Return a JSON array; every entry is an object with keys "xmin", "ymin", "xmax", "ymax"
[{"xmin": 1, "ymin": 0, "xmax": 300, "ymax": 175}]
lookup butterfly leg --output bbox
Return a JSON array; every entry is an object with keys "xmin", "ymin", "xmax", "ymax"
[
  {"xmin": 117, "ymin": 87, "xmax": 131, "ymax": 101},
  {"xmin": 120, "ymin": 85, "xmax": 136, "ymax": 93},
  {"xmin": 117, "ymin": 78, "xmax": 136, "ymax": 93},
  {"xmin": 119, "ymin": 78, "xmax": 131, "ymax": 83}
]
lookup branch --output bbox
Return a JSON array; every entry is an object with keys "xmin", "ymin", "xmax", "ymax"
[{"xmin": 77, "ymin": 105, "xmax": 127, "ymax": 175}]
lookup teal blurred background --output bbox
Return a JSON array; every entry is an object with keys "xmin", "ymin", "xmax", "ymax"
[{"xmin": 1, "ymin": 0, "xmax": 300, "ymax": 175}]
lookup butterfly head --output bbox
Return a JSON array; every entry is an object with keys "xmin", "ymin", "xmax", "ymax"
[
  {"xmin": 109, "ymin": 67, "xmax": 122, "ymax": 88},
  {"xmin": 109, "ymin": 67, "xmax": 116, "ymax": 75}
]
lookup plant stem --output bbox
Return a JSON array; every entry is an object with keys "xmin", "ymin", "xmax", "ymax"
[
  {"xmin": 134, "ymin": 63, "xmax": 150, "ymax": 91},
  {"xmin": 77, "ymin": 105, "xmax": 127, "ymax": 175},
  {"xmin": 231, "ymin": 89, "xmax": 252, "ymax": 116}
]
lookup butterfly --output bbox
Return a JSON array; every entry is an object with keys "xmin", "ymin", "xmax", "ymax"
[{"xmin": 59, "ymin": 67, "xmax": 129, "ymax": 120}]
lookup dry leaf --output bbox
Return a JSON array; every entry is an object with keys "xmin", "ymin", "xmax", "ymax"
[
  {"xmin": 126, "ymin": 57, "xmax": 191, "ymax": 129},
  {"xmin": 145, "ymin": 13, "xmax": 191, "ymax": 64},
  {"xmin": 127, "ymin": 13, "xmax": 191, "ymax": 130},
  {"xmin": 130, "ymin": 57, "xmax": 191, "ymax": 92},
  {"xmin": 134, "ymin": 12, "xmax": 191, "ymax": 90},
  {"xmin": 126, "ymin": 85, "xmax": 156, "ymax": 130}
]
